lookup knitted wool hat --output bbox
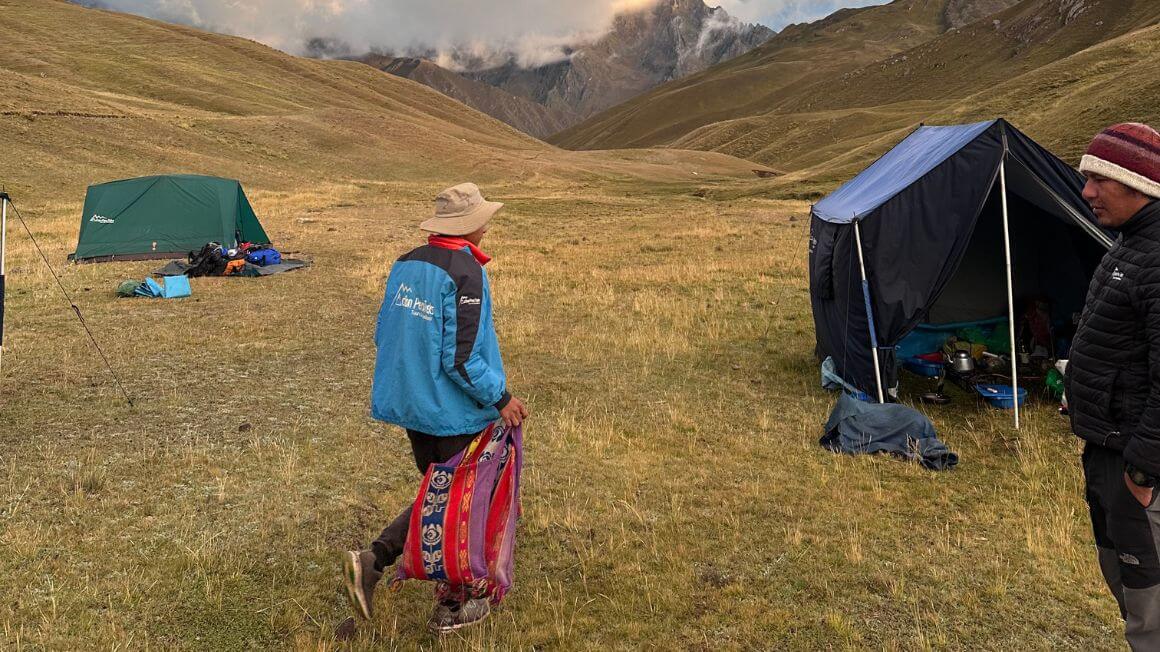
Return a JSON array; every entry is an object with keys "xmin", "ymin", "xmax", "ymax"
[{"xmin": 1079, "ymin": 122, "xmax": 1160, "ymax": 199}]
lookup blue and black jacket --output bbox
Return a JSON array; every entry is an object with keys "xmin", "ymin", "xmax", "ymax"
[{"xmin": 371, "ymin": 244, "xmax": 509, "ymax": 436}]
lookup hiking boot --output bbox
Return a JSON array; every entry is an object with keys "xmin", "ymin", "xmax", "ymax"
[
  {"xmin": 341, "ymin": 550, "xmax": 382, "ymax": 620},
  {"xmin": 428, "ymin": 597, "xmax": 491, "ymax": 634}
]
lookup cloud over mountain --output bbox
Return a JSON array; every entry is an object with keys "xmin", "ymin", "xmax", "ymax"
[
  {"xmin": 78, "ymin": 0, "xmax": 659, "ymax": 65},
  {"xmin": 78, "ymin": 0, "xmax": 885, "ymax": 65}
]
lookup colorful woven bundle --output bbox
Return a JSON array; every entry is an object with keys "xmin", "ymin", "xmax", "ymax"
[{"xmin": 396, "ymin": 421, "xmax": 523, "ymax": 603}]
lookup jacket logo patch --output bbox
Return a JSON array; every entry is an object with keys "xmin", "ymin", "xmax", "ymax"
[
  {"xmin": 1112, "ymin": 267, "xmax": 1125, "ymax": 282},
  {"xmin": 392, "ymin": 283, "xmax": 436, "ymax": 321},
  {"xmin": 1120, "ymin": 553, "xmax": 1141, "ymax": 566},
  {"xmin": 89, "ymin": 213, "xmax": 114, "ymax": 224},
  {"xmin": 460, "ymin": 296, "xmax": 481, "ymax": 306}
]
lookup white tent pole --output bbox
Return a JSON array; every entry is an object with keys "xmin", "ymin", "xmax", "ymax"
[
  {"xmin": 0, "ymin": 193, "xmax": 7, "ymax": 379},
  {"xmin": 999, "ymin": 159, "xmax": 1020, "ymax": 430},
  {"xmin": 853, "ymin": 220, "xmax": 885, "ymax": 403}
]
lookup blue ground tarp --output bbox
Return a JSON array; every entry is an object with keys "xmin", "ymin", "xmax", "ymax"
[{"xmin": 130, "ymin": 275, "xmax": 190, "ymax": 299}]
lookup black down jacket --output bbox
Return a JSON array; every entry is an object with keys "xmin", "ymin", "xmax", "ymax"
[{"xmin": 1068, "ymin": 200, "xmax": 1160, "ymax": 474}]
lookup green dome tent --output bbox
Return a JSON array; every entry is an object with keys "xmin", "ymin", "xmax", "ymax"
[{"xmin": 71, "ymin": 175, "xmax": 271, "ymax": 263}]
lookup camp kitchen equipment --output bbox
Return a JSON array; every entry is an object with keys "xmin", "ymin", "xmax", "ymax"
[
  {"xmin": 975, "ymin": 383, "xmax": 1028, "ymax": 410},
  {"xmin": 951, "ymin": 350, "xmax": 976, "ymax": 374},
  {"xmin": 903, "ymin": 356, "xmax": 944, "ymax": 378},
  {"xmin": 920, "ymin": 392, "xmax": 952, "ymax": 405},
  {"xmin": 981, "ymin": 351, "xmax": 1006, "ymax": 370}
]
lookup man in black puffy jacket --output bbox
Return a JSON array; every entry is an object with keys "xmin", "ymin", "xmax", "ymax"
[{"xmin": 1068, "ymin": 122, "xmax": 1160, "ymax": 650}]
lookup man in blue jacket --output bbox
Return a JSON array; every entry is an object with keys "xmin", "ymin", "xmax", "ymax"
[{"xmin": 343, "ymin": 183, "xmax": 528, "ymax": 633}]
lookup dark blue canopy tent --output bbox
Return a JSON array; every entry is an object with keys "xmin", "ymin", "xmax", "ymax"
[{"xmin": 809, "ymin": 119, "xmax": 1111, "ymax": 427}]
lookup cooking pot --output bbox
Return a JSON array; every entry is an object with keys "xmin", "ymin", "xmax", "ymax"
[{"xmin": 951, "ymin": 350, "xmax": 976, "ymax": 373}]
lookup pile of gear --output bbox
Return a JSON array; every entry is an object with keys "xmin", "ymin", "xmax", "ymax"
[
  {"xmin": 185, "ymin": 242, "xmax": 283, "ymax": 278},
  {"xmin": 153, "ymin": 242, "xmax": 306, "ymax": 279}
]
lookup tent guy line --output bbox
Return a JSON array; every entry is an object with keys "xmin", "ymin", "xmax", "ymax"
[
  {"xmin": 0, "ymin": 191, "xmax": 7, "ymax": 380},
  {"xmin": 0, "ymin": 193, "xmax": 134, "ymax": 406}
]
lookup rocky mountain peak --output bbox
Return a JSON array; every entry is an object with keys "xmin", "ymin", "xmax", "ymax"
[
  {"xmin": 365, "ymin": 0, "xmax": 771, "ymax": 139},
  {"xmin": 462, "ymin": 0, "xmax": 772, "ymax": 121}
]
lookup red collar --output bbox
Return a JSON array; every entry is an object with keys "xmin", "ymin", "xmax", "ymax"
[{"xmin": 427, "ymin": 235, "xmax": 491, "ymax": 266}]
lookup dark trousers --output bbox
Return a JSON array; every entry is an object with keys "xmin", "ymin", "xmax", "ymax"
[
  {"xmin": 1084, "ymin": 442, "xmax": 1160, "ymax": 650},
  {"xmin": 370, "ymin": 429, "xmax": 478, "ymax": 571}
]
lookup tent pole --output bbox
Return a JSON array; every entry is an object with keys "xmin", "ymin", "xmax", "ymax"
[
  {"xmin": 0, "ymin": 192, "xmax": 7, "ymax": 380},
  {"xmin": 999, "ymin": 159, "xmax": 1020, "ymax": 430},
  {"xmin": 853, "ymin": 219, "xmax": 885, "ymax": 403}
]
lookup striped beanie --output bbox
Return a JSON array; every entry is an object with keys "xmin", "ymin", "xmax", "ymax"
[{"xmin": 1079, "ymin": 122, "xmax": 1160, "ymax": 198}]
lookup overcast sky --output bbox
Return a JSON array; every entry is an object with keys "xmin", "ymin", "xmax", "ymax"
[
  {"xmin": 84, "ymin": 0, "xmax": 891, "ymax": 63},
  {"xmin": 717, "ymin": 0, "xmax": 889, "ymax": 27}
]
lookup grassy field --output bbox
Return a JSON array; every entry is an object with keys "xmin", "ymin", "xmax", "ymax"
[
  {"xmin": 0, "ymin": 1, "xmax": 1131, "ymax": 649},
  {"xmin": 0, "ymin": 178, "xmax": 1125, "ymax": 649}
]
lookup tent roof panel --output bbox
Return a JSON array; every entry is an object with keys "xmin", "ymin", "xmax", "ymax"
[
  {"xmin": 87, "ymin": 175, "xmax": 242, "ymax": 194},
  {"xmin": 813, "ymin": 120, "xmax": 996, "ymax": 223}
]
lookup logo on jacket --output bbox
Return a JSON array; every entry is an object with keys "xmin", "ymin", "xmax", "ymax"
[
  {"xmin": 460, "ymin": 296, "xmax": 481, "ymax": 306},
  {"xmin": 89, "ymin": 214, "xmax": 114, "ymax": 224},
  {"xmin": 392, "ymin": 283, "xmax": 436, "ymax": 321},
  {"xmin": 1112, "ymin": 267, "xmax": 1125, "ymax": 282}
]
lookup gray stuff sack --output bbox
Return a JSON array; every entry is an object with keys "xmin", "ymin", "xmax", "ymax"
[{"xmin": 821, "ymin": 393, "xmax": 959, "ymax": 471}]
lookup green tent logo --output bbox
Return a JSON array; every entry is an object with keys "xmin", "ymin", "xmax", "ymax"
[{"xmin": 89, "ymin": 213, "xmax": 114, "ymax": 224}]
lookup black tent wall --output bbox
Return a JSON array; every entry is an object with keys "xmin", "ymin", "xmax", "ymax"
[{"xmin": 928, "ymin": 191, "xmax": 1105, "ymax": 325}]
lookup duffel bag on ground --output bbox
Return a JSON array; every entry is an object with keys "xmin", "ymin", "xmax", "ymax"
[{"xmin": 246, "ymin": 248, "xmax": 281, "ymax": 266}]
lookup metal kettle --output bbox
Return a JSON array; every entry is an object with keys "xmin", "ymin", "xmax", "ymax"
[{"xmin": 951, "ymin": 350, "xmax": 976, "ymax": 373}]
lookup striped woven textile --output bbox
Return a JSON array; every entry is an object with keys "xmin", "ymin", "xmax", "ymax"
[{"xmin": 395, "ymin": 421, "xmax": 523, "ymax": 604}]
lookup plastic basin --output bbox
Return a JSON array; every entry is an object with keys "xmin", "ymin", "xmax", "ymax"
[
  {"xmin": 903, "ymin": 356, "xmax": 944, "ymax": 378},
  {"xmin": 975, "ymin": 384, "xmax": 1028, "ymax": 409}
]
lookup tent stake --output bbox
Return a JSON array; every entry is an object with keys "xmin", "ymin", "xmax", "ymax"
[
  {"xmin": 853, "ymin": 219, "xmax": 885, "ymax": 403},
  {"xmin": 999, "ymin": 159, "xmax": 1021, "ymax": 429}
]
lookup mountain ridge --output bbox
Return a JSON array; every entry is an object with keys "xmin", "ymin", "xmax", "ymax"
[
  {"xmin": 554, "ymin": 0, "xmax": 1160, "ymax": 186},
  {"xmin": 553, "ymin": 0, "xmax": 969, "ymax": 151},
  {"xmin": 465, "ymin": 0, "xmax": 773, "ymax": 120},
  {"xmin": 362, "ymin": 0, "xmax": 772, "ymax": 138},
  {"xmin": 363, "ymin": 55, "xmax": 579, "ymax": 139}
]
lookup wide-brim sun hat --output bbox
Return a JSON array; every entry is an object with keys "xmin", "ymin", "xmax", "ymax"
[{"xmin": 420, "ymin": 182, "xmax": 504, "ymax": 236}]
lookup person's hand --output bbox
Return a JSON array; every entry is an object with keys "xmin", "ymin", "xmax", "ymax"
[
  {"xmin": 1125, "ymin": 471, "xmax": 1154, "ymax": 507},
  {"xmin": 499, "ymin": 396, "xmax": 529, "ymax": 428}
]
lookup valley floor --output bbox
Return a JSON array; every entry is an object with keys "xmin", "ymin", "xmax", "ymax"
[{"xmin": 0, "ymin": 181, "xmax": 1124, "ymax": 649}]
